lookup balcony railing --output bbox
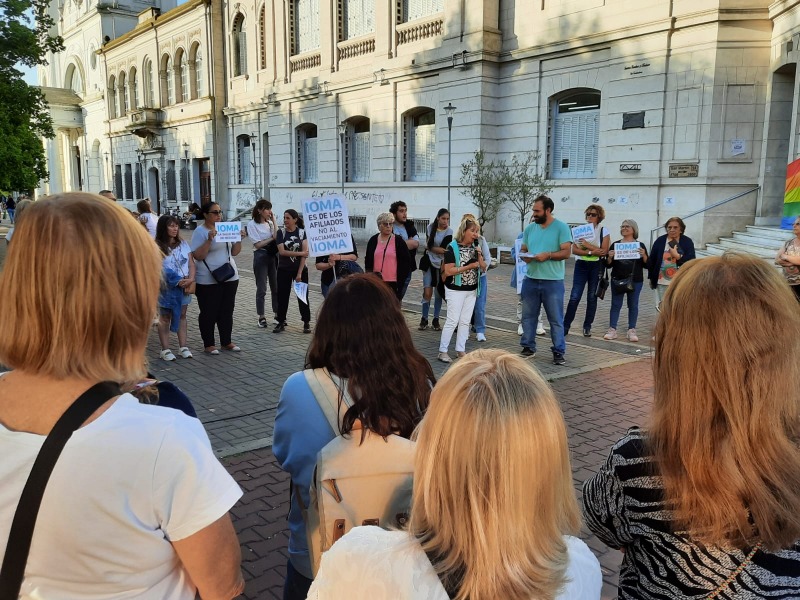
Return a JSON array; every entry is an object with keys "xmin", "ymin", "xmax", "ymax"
[
  {"xmin": 396, "ymin": 13, "xmax": 444, "ymax": 46},
  {"xmin": 338, "ymin": 35, "xmax": 376, "ymax": 61},
  {"xmin": 290, "ymin": 51, "xmax": 322, "ymax": 73}
]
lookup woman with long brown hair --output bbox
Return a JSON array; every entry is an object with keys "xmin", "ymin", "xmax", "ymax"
[
  {"xmin": 584, "ymin": 253, "xmax": 800, "ymax": 598},
  {"xmin": 272, "ymin": 274, "xmax": 435, "ymax": 600}
]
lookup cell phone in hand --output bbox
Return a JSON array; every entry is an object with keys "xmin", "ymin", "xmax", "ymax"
[{"xmin": 668, "ymin": 241, "xmax": 677, "ymax": 249}]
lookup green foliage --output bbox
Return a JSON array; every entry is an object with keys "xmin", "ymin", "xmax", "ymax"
[
  {"xmin": 0, "ymin": 0, "xmax": 63, "ymax": 191},
  {"xmin": 500, "ymin": 151, "xmax": 556, "ymax": 232},
  {"xmin": 459, "ymin": 149, "xmax": 506, "ymax": 228}
]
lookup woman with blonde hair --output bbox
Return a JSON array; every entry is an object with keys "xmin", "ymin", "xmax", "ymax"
[
  {"xmin": 0, "ymin": 193, "xmax": 244, "ymax": 599},
  {"xmin": 308, "ymin": 349, "xmax": 602, "ymax": 600},
  {"xmin": 584, "ymin": 253, "xmax": 800, "ymax": 599}
]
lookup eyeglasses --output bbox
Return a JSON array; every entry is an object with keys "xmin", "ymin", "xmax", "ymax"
[
  {"xmin": 585, "ymin": 213, "xmax": 598, "ymax": 217},
  {"xmin": 620, "ymin": 225, "xmax": 631, "ymax": 228},
  {"xmin": 666, "ymin": 225, "xmax": 680, "ymax": 230},
  {"xmin": 379, "ymin": 221, "xmax": 394, "ymax": 226},
  {"xmin": 208, "ymin": 210, "xmax": 223, "ymax": 215}
]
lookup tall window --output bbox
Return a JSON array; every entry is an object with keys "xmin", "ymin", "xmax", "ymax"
[
  {"xmin": 162, "ymin": 55, "xmax": 174, "ymax": 106},
  {"xmin": 135, "ymin": 163, "xmax": 143, "ymax": 197},
  {"xmin": 143, "ymin": 59, "xmax": 154, "ymax": 107},
  {"xmin": 259, "ymin": 6, "xmax": 267, "ymax": 70},
  {"xmin": 343, "ymin": 0, "xmax": 375, "ymax": 39},
  {"xmin": 167, "ymin": 161, "xmax": 177, "ymax": 200},
  {"xmin": 130, "ymin": 67, "xmax": 139, "ymax": 109},
  {"xmin": 190, "ymin": 44, "xmax": 203, "ymax": 99},
  {"xmin": 124, "ymin": 164, "xmax": 133, "ymax": 199},
  {"xmin": 297, "ymin": 124, "xmax": 318, "ymax": 183},
  {"xmin": 237, "ymin": 134, "xmax": 252, "ymax": 184},
  {"xmin": 345, "ymin": 117, "xmax": 370, "ymax": 182},
  {"xmin": 403, "ymin": 108, "xmax": 435, "ymax": 181},
  {"xmin": 232, "ymin": 13, "xmax": 247, "ymax": 77},
  {"xmin": 550, "ymin": 90, "xmax": 600, "ymax": 179},
  {"xmin": 401, "ymin": 0, "xmax": 443, "ymax": 22},
  {"xmin": 65, "ymin": 62, "xmax": 84, "ymax": 95},
  {"xmin": 179, "ymin": 51, "xmax": 189, "ymax": 102},
  {"xmin": 114, "ymin": 165, "xmax": 123, "ymax": 198},
  {"xmin": 294, "ymin": 0, "xmax": 320, "ymax": 54},
  {"xmin": 119, "ymin": 72, "xmax": 128, "ymax": 116},
  {"xmin": 108, "ymin": 75, "xmax": 117, "ymax": 118}
]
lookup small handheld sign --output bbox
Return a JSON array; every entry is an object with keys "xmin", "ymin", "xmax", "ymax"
[
  {"xmin": 215, "ymin": 221, "xmax": 242, "ymax": 243},
  {"xmin": 571, "ymin": 223, "xmax": 594, "ymax": 243},
  {"xmin": 614, "ymin": 242, "xmax": 641, "ymax": 260}
]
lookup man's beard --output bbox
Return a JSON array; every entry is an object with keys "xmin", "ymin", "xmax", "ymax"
[{"xmin": 533, "ymin": 214, "xmax": 546, "ymax": 224}]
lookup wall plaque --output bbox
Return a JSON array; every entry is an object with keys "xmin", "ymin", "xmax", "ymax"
[{"xmin": 669, "ymin": 164, "xmax": 698, "ymax": 178}]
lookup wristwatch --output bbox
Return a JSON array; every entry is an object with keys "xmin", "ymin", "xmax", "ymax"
[{"xmin": 588, "ymin": 250, "xmax": 593, "ymax": 256}]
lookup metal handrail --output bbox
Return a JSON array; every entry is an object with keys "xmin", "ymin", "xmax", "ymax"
[{"xmin": 648, "ymin": 186, "xmax": 760, "ymax": 248}]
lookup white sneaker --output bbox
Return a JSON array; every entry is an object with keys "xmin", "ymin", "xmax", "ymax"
[
  {"xmin": 627, "ymin": 328, "xmax": 639, "ymax": 342},
  {"xmin": 476, "ymin": 333, "xmax": 487, "ymax": 342},
  {"xmin": 179, "ymin": 346, "xmax": 193, "ymax": 359},
  {"xmin": 517, "ymin": 324, "xmax": 524, "ymax": 336},
  {"xmin": 437, "ymin": 352, "xmax": 452, "ymax": 363},
  {"xmin": 160, "ymin": 349, "xmax": 176, "ymax": 361},
  {"xmin": 536, "ymin": 325, "xmax": 546, "ymax": 336},
  {"xmin": 603, "ymin": 328, "xmax": 617, "ymax": 340}
]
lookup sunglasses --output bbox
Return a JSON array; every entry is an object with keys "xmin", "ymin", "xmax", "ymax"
[
  {"xmin": 208, "ymin": 210, "xmax": 223, "ymax": 215},
  {"xmin": 586, "ymin": 213, "xmax": 598, "ymax": 217}
]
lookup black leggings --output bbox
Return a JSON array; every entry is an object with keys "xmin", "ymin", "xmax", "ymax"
[
  {"xmin": 276, "ymin": 267, "xmax": 310, "ymax": 324},
  {"xmin": 195, "ymin": 280, "xmax": 239, "ymax": 348}
]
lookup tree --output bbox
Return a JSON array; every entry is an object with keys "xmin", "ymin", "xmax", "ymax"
[
  {"xmin": 501, "ymin": 151, "xmax": 556, "ymax": 232},
  {"xmin": 0, "ymin": 1, "xmax": 63, "ymax": 191},
  {"xmin": 459, "ymin": 149, "xmax": 505, "ymax": 229}
]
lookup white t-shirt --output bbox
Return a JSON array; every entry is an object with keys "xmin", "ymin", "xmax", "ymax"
[
  {"xmin": 247, "ymin": 219, "xmax": 275, "ymax": 245},
  {"xmin": 0, "ymin": 394, "xmax": 242, "ymax": 600},
  {"xmin": 139, "ymin": 212, "xmax": 158, "ymax": 238},
  {"xmin": 308, "ymin": 526, "xmax": 602, "ymax": 600}
]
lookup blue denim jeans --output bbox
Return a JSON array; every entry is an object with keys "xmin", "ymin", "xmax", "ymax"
[
  {"xmin": 563, "ymin": 259, "xmax": 602, "ymax": 334},
  {"xmin": 472, "ymin": 273, "xmax": 488, "ymax": 333},
  {"xmin": 421, "ymin": 267, "xmax": 443, "ymax": 320},
  {"xmin": 609, "ymin": 281, "xmax": 643, "ymax": 329},
  {"xmin": 521, "ymin": 277, "xmax": 565, "ymax": 355},
  {"xmin": 397, "ymin": 272, "xmax": 413, "ymax": 301},
  {"xmin": 282, "ymin": 559, "xmax": 312, "ymax": 600}
]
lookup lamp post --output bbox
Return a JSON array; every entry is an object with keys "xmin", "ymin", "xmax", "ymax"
[
  {"xmin": 104, "ymin": 151, "xmax": 110, "ymax": 191},
  {"xmin": 135, "ymin": 148, "xmax": 144, "ymax": 199},
  {"xmin": 337, "ymin": 121, "xmax": 346, "ymax": 195},
  {"xmin": 249, "ymin": 132, "xmax": 259, "ymax": 199},
  {"xmin": 182, "ymin": 142, "xmax": 190, "ymax": 205},
  {"xmin": 444, "ymin": 102, "xmax": 456, "ymax": 213}
]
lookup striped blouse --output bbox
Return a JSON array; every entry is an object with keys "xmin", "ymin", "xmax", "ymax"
[{"xmin": 582, "ymin": 428, "xmax": 800, "ymax": 599}]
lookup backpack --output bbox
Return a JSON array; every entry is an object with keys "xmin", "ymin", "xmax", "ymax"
[{"xmin": 299, "ymin": 368, "xmax": 416, "ymax": 576}]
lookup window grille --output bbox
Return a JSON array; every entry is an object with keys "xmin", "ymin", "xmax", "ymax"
[
  {"xmin": 180, "ymin": 54, "xmax": 189, "ymax": 102},
  {"xmin": 343, "ymin": 0, "xmax": 375, "ymax": 39},
  {"xmin": 259, "ymin": 7, "xmax": 267, "ymax": 69},
  {"xmin": 297, "ymin": 125, "xmax": 318, "ymax": 183},
  {"xmin": 404, "ymin": 109, "xmax": 435, "ymax": 181},
  {"xmin": 349, "ymin": 215, "xmax": 367, "ymax": 229},
  {"xmin": 237, "ymin": 135, "xmax": 252, "ymax": 184},
  {"xmin": 295, "ymin": 0, "xmax": 320, "ymax": 53},
  {"xmin": 551, "ymin": 91, "xmax": 600, "ymax": 179},
  {"xmin": 124, "ymin": 164, "xmax": 133, "ymax": 199},
  {"xmin": 194, "ymin": 49, "xmax": 203, "ymax": 98},
  {"xmin": 401, "ymin": 0, "xmax": 442, "ymax": 22},
  {"xmin": 233, "ymin": 15, "xmax": 247, "ymax": 76}
]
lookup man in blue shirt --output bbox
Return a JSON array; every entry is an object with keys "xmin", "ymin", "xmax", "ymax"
[{"xmin": 520, "ymin": 196, "xmax": 572, "ymax": 365}]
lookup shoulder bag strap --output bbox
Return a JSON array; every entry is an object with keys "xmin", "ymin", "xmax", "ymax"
[
  {"xmin": 303, "ymin": 368, "xmax": 353, "ymax": 434},
  {"xmin": 377, "ymin": 235, "xmax": 391, "ymax": 277},
  {"xmin": 202, "ymin": 242, "xmax": 230, "ymax": 273},
  {"xmin": 0, "ymin": 381, "xmax": 121, "ymax": 599}
]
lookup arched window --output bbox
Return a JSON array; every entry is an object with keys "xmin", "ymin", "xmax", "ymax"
[
  {"xmin": 345, "ymin": 117, "xmax": 370, "ymax": 182},
  {"xmin": 232, "ymin": 13, "xmax": 247, "ymax": 77},
  {"xmin": 108, "ymin": 75, "xmax": 117, "ymax": 118},
  {"xmin": 236, "ymin": 134, "xmax": 252, "ymax": 184},
  {"xmin": 296, "ymin": 124, "xmax": 318, "ymax": 183},
  {"xmin": 143, "ymin": 58, "xmax": 154, "ymax": 107},
  {"xmin": 344, "ymin": 0, "xmax": 374, "ymax": 39},
  {"xmin": 162, "ymin": 54, "xmax": 174, "ymax": 106},
  {"xmin": 65, "ymin": 62, "xmax": 84, "ymax": 95},
  {"xmin": 550, "ymin": 90, "xmax": 600, "ymax": 179},
  {"xmin": 178, "ymin": 50, "xmax": 189, "ymax": 103},
  {"xmin": 119, "ymin": 71, "xmax": 128, "ymax": 116},
  {"xmin": 259, "ymin": 5, "xmax": 267, "ymax": 70},
  {"xmin": 294, "ymin": 0, "xmax": 320, "ymax": 54},
  {"xmin": 129, "ymin": 67, "xmax": 138, "ymax": 109},
  {"xmin": 190, "ymin": 43, "xmax": 203, "ymax": 99},
  {"xmin": 403, "ymin": 108, "xmax": 435, "ymax": 181}
]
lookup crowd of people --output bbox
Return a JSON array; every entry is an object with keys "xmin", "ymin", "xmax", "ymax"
[{"xmin": 2, "ymin": 192, "xmax": 799, "ymax": 600}]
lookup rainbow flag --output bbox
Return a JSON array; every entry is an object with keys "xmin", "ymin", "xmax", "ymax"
[{"xmin": 783, "ymin": 157, "xmax": 800, "ymax": 229}]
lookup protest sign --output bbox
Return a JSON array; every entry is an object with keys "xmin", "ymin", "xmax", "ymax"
[
  {"xmin": 515, "ymin": 239, "xmax": 527, "ymax": 295},
  {"xmin": 614, "ymin": 242, "xmax": 641, "ymax": 260},
  {"xmin": 293, "ymin": 281, "xmax": 309, "ymax": 305},
  {"xmin": 571, "ymin": 223, "xmax": 594, "ymax": 243},
  {"xmin": 215, "ymin": 221, "xmax": 241, "ymax": 243},
  {"xmin": 302, "ymin": 195, "xmax": 354, "ymax": 257}
]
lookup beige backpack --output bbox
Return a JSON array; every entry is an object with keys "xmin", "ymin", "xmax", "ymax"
[{"xmin": 300, "ymin": 368, "xmax": 416, "ymax": 576}]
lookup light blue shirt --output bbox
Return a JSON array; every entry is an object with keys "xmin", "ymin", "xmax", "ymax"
[{"xmin": 521, "ymin": 219, "xmax": 572, "ymax": 281}]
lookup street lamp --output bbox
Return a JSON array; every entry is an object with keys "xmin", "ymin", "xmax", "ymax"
[
  {"xmin": 249, "ymin": 132, "xmax": 259, "ymax": 198},
  {"xmin": 337, "ymin": 121, "xmax": 346, "ymax": 195},
  {"xmin": 135, "ymin": 148, "xmax": 144, "ymax": 198},
  {"xmin": 444, "ymin": 102, "xmax": 456, "ymax": 213},
  {"xmin": 182, "ymin": 142, "xmax": 190, "ymax": 205}
]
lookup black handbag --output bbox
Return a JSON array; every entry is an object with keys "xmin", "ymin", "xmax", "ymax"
[
  {"xmin": 265, "ymin": 238, "xmax": 279, "ymax": 257},
  {"xmin": 595, "ymin": 267, "xmax": 609, "ymax": 300},
  {"xmin": 0, "ymin": 382, "xmax": 121, "ymax": 599},
  {"xmin": 203, "ymin": 243, "xmax": 236, "ymax": 283},
  {"xmin": 611, "ymin": 275, "xmax": 635, "ymax": 294},
  {"xmin": 419, "ymin": 253, "xmax": 431, "ymax": 272}
]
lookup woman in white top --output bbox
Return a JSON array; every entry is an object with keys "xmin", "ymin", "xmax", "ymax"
[
  {"xmin": 0, "ymin": 192, "xmax": 244, "ymax": 600},
  {"xmin": 309, "ymin": 349, "xmax": 602, "ymax": 600},
  {"xmin": 137, "ymin": 198, "xmax": 158, "ymax": 238},
  {"xmin": 247, "ymin": 198, "xmax": 279, "ymax": 328},
  {"xmin": 563, "ymin": 203, "xmax": 610, "ymax": 337}
]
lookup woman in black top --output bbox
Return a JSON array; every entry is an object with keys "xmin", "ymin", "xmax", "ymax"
[
  {"xmin": 274, "ymin": 209, "xmax": 310, "ymax": 333},
  {"xmin": 602, "ymin": 219, "xmax": 648, "ymax": 342}
]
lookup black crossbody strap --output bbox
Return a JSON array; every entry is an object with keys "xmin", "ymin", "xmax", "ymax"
[{"xmin": 0, "ymin": 381, "xmax": 120, "ymax": 599}]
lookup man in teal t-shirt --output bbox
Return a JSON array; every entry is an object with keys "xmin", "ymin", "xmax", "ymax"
[{"xmin": 519, "ymin": 196, "xmax": 572, "ymax": 365}]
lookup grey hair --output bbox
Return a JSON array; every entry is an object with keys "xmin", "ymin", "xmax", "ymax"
[
  {"xmin": 376, "ymin": 212, "xmax": 395, "ymax": 227},
  {"xmin": 621, "ymin": 219, "xmax": 639, "ymax": 239}
]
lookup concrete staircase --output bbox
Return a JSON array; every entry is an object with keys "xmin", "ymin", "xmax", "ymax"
[{"xmin": 697, "ymin": 225, "xmax": 793, "ymax": 262}]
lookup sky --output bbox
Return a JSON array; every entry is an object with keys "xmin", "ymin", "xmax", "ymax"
[{"xmin": 21, "ymin": 65, "xmax": 37, "ymax": 85}]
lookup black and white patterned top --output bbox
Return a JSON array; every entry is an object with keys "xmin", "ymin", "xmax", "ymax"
[{"xmin": 582, "ymin": 428, "xmax": 800, "ymax": 599}]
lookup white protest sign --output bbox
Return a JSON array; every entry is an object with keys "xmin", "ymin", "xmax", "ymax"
[
  {"xmin": 215, "ymin": 221, "xmax": 241, "ymax": 243},
  {"xmin": 515, "ymin": 238, "xmax": 527, "ymax": 295},
  {"xmin": 571, "ymin": 223, "xmax": 594, "ymax": 243},
  {"xmin": 614, "ymin": 242, "xmax": 641, "ymax": 260},
  {"xmin": 293, "ymin": 281, "xmax": 309, "ymax": 305},
  {"xmin": 302, "ymin": 195, "xmax": 354, "ymax": 258}
]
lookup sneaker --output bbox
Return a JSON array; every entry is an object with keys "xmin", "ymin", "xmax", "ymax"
[
  {"xmin": 456, "ymin": 351, "xmax": 466, "ymax": 358},
  {"xmin": 520, "ymin": 347, "xmax": 535, "ymax": 357},
  {"xmin": 204, "ymin": 346, "xmax": 220, "ymax": 355},
  {"xmin": 476, "ymin": 333, "xmax": 487, "ymax": 342},
  {"xmin": 431, "ymin": 318, "xmax": 441, "ymax": 331},
  {"xmin": 273, "ymin": 323, "xmax": 285, "ymax": 333},
  {"xmin": 603, "ymin": 328, "xmax": 618, "ymax": 340},
  {"xmin": 179, "ymin": 347, "xmax": 193, "ymax": 359},
  {"xmin": 536, "ymin": 325, "xmax": 546, "ymax": 336},
  {"xmin": 418, "ymin": 318, "xmax": 429, "ymax": 331},
  {"xmin": 583, "ymin": 327, "xmax": 591, "ymax": 337},
  {"xmin": 627, "ymin": 328, "xmax": 639, "ymax": 342},
  {"xmin": 258, "ymin": 317, "xmax": 268, "ymax": 328},
  {"xmin": 224, "ymin": 344, "xmax": 241, "ymax": 352},
  {"xmin": 553, "ymin": 353, "xmax": 566, "ymax": 366},
  {"xmin": 517, "ymin": 323, "xmax": 524, "ymax": 336},
  {"xmin": 272, "ymin": 315, "xmax": 280, "ymax": 325},
  {"xmin": 437, "ymin": 352, "xmax": 452, "ymax": 363},
  {"xmin": 303, "ymin": 323, "xmax": 312, "ymax": 334},
  {"xmin": 159, "ymin": 349, "xmax": 176, "ymax": 361}
]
